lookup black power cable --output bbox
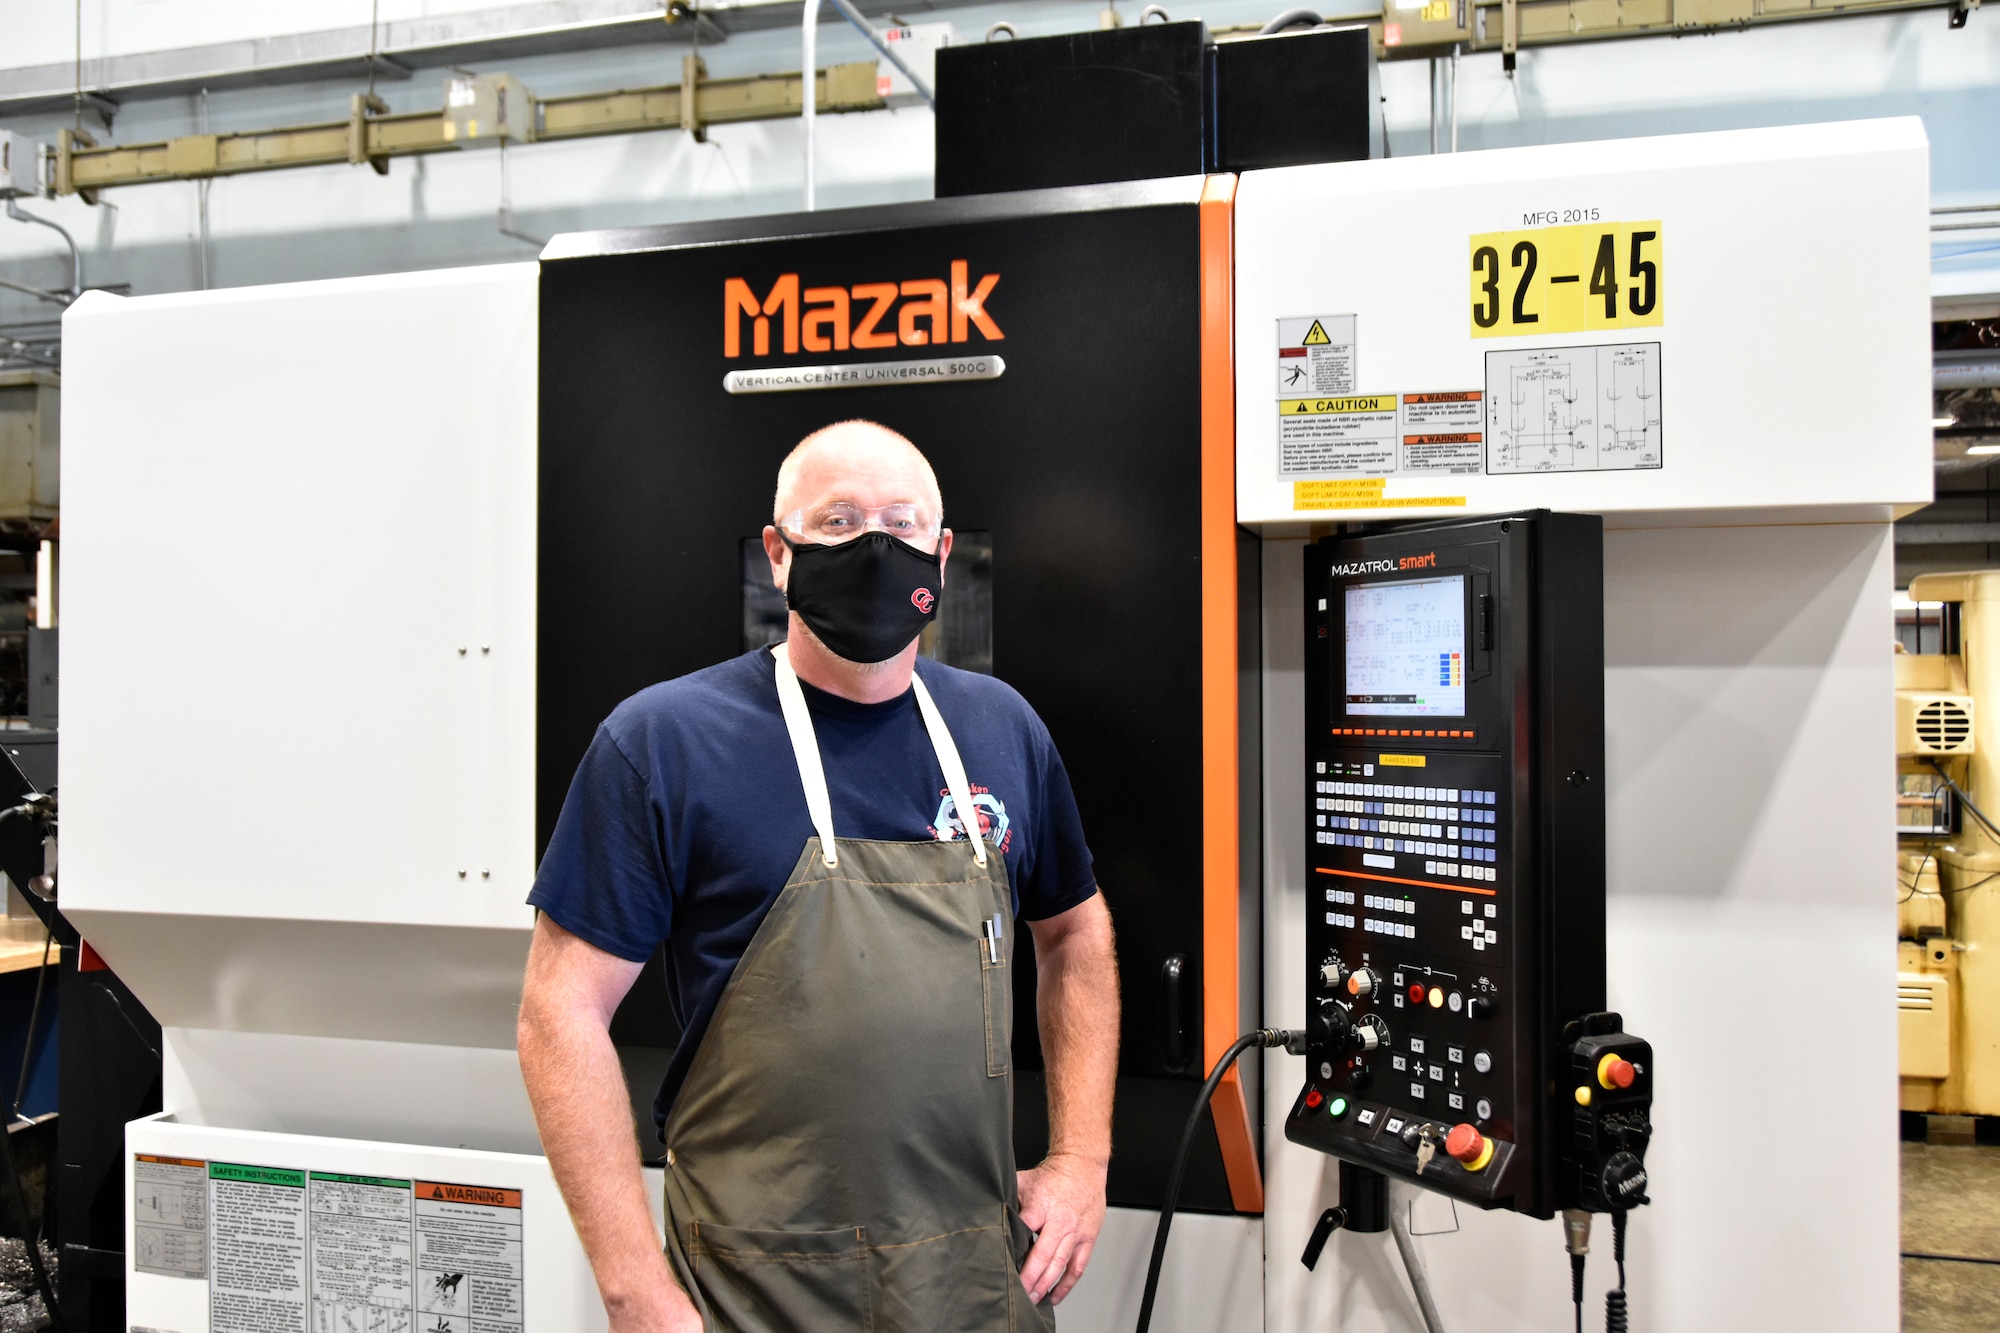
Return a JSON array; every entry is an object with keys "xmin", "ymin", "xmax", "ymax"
[
  {"xmin": 1604, "ymin": 1209, "xmax": 1630, "ymax": 1333},
  {"xmin": 1135, "ymin": 1028, "xmax": 1303, "ymax": 1333}
]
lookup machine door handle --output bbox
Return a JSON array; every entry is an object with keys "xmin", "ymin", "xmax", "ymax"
[{"xmin": 1161, "ymin": 953, "xmax": 1194, "ymax": 1074}]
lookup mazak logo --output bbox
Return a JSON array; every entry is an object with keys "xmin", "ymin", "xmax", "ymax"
[
  {"xmin": 1332, "ymin": 552, "xmax": 1438, "ymax": 576},
  {"xmin": 724, "ymin": 262, "xmax": 1003, "ymax": 358},
  {"xmin": 912, "ymin": 588, "xmax": 935, "ymax": 613}
]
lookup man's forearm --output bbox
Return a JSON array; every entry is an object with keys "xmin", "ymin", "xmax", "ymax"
[
  {"xmin": 519, "ymin": 998, "xmax": 686, "ymax": 1318},
  {"xmin": 1035, "ymin": 895, "xmax": 1120, "ymax": 1166}
]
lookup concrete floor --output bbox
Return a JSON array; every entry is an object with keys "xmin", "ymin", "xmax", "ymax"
[{"xmin": 1903, "ymin": 1142, "xmax": 2000, "ymax": 1332}]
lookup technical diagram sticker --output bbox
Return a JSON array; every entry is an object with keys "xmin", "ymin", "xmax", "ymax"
[
  {"xmin": 1277, "ymin": 315, "xmax": 1357, "ymax": 398},
  {"xmin": 135, "ymin": 1154, "xmax": 209, "ymax": 1279},
  {"xmin": 1483, "ymin": 342, "xmax": 1662, "ymax": 474},
  {"xmin": 310, "ymin": 1173, "xmax": 416, "ymax": 1333}
]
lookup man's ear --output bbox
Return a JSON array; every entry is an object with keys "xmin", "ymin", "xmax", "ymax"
[
  {"xmin": 937, "ymin": 528, "xmax": 954, "ymax": 586},
  {"xmin": 762, "ymin": 525, "xmax": 789, "ymax": 590}
]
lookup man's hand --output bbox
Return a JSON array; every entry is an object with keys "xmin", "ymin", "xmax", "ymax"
[
  {"xmin": 1020, "ymin": 893, "xmax": 1119, "ymax": 1306},
  {"xmin": 1016, "ymin": 1152, "xmax": 1108, "ymax": 1304}
]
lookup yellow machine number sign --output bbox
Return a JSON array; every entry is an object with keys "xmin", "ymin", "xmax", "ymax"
[{"xmin": 1469, "ymin": 220, "xmax": 1664, "ymax": 338}]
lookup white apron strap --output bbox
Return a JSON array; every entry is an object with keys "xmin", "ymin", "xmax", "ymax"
[
  {"xmin": 912, "ymin": 673, "xmax": 989, "ymax": 869},
  {"xmin": 771, "ymin": 644, "xmax": 840, "ymax": 867},
  {"xmin": 771, "ymin": 645, "xmax": 988, "ymax": 871}
]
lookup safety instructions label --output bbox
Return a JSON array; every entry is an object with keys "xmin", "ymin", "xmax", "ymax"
[
  {"xmin": 135, "ymin": 1155, "xmax": 209, "ymax": 1279},
  {"xmin": 1484, "ymin": 342, "xmax": 1662, "ymax": 474},
  {"xmin": 416, "ymin": 1180, "xmax": 525, "ymax": 1333},
  {"xmin": 210, "ymin": 1163, "xmax": 308, "ymax": 1333},
  {"xmin": 134, "ymin": 1155, "xmax": 526, "ymax": 1333}
]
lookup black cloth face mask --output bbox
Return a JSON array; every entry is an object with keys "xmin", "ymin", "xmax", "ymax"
[{"xmin": 782, "ymin": 531, "xmax": 942, "ymax": 664}]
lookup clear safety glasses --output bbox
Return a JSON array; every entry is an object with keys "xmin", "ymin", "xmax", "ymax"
[{"xmin": 778, "ymin": 502, "xmax": 942, "ymax": 545}]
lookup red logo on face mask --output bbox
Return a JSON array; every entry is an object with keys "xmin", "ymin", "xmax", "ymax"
[{"xmin": 912, "ymin": 588, "xmax": 936, "ymax": 613}]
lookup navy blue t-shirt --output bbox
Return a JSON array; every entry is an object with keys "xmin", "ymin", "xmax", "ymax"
[{"xmin": 528, "ymin": 649, "xmax": 1098, "ymax": 1130}]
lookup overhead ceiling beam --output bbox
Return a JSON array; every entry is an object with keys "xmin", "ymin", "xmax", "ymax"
[{"xmin": 0, "ymin": 0, "xmax": 939, "ymax": 118}]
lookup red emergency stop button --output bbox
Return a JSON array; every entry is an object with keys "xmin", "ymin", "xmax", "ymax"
[
  {"xmin": 1597, "ymin": 1054, "xmax": 1636, "ymax": 1091},
  {"xmin": 1445, "ymin": 1123, "xmax": 1495, "ymax": 1172},
  {"xmin": 1304, "ymin": 1088, "xmax": 1324, "ymax": 1110},
  {"xmin": 1409, "ymin": 984, "xmax": 1427, "ymax": 1003}
]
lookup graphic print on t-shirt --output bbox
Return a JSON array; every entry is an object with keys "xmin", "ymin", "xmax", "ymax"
[{"xmin": 931, "ymin": 784, "xmax": 1013, "ymax": 853}]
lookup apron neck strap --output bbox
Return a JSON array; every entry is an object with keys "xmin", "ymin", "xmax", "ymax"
[
  {"xmin": 911, "ymin": 672, "xmax": 989, "ymax": 868},
  {"xmin": 770, "ymin": 644, "xmax": 988, "ymax": 869}
]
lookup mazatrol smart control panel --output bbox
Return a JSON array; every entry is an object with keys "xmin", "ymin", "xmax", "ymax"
[{"xmin": 1286, "ymin": 511, "xmax": 1606, "ymax": 1217}]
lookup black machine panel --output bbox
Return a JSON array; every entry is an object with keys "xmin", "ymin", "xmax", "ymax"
[
  {"xmin": 1286, "ymin": 512, "xmax": 1609, "ymax": 1218},
  {"xmin": 538, "ymin": 181, "xmax": 1254, "ymax": 1213},
  {"xmin": 933, "ymin": 23, "xmax": 1373, "ymax": 197}
]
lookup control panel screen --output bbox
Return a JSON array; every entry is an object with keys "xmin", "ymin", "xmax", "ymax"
[{"xmin": 1345, "ymin": 576, "xmax": 1467, "ymax": 717}]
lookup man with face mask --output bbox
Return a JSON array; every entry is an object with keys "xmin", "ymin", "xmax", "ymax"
[{"xmin": 518, "ymin": 420, "xmax": 1118, "ymax": 1333}]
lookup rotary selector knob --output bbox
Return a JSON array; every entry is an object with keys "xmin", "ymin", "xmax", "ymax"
[
  {"xmin": 1346, "ymin": 967, "xmax": 1380, "ymax": 999},
  {"xmin": 1313, "ymin": 997, "xmax": 1356, "ymax": 1049},
  {"xmin": 1320, "ymin": 957, "xmax": 1350, "ymax": 990},
  {"xmin": 1467, "ymin": 996, "xmax": 1495, "ymax": 1020},
  {"xmin": 1356, "ymin": 1014, "xmax": 1389, "ymax": 1052}
]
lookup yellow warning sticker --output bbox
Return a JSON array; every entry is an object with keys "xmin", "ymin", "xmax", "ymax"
[
  {"xmin": 1301, "ymin": 319, "xmax": 1333, "ymax": 346},
  {"xmin": 1420, "ymin": 0, "xmax": 1452, "ymax": 20},
  {"xmin": 1292, "ymin": 482, "xmax": 1468, "ymax": 511},
  {"xmin": 1469, "ymin": 220, "xmax": 1664, "ymax": 338},
  {"xmin": 1379, "ymin": 754, "xmax": 1427, "ymax": 768},
  {"xmin": 1282, "ymin": 396, "xmax": 1397, "ymax": 416}
]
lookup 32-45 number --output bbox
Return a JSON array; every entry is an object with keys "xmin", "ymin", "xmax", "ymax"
[{"xmin": 1469, "ymin": 224, "xmax": 1663, "ymax": 335}]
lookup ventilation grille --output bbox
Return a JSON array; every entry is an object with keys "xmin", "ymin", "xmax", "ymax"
[
  {"xmin": 1917, "ymin": 700, "xmax": 1974, "ymax": 753},
  {"xmin": 1898, "ymin": 984, "xmax": 1937, "ymax": 1012}
]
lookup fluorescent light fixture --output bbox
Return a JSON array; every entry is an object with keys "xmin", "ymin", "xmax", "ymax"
[
  {"xmin": 1935, "ymin": 415, "xmax": 1957, "ymax": 428},
  {"xmin": 1968, "ymin": 444, "xmax": 2000, "ymax": 455}
]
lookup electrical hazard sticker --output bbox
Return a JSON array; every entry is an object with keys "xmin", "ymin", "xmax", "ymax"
[{"xmin": 1277, "ymin": 315, "xmax": 1357, "ymax": 398}]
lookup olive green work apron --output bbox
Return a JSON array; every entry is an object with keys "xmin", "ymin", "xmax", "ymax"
[{"xmin": 659, "ymin": 644, "xmax": 1057, "ymax": 1333}]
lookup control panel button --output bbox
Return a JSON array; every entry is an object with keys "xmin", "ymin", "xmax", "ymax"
[
  {"xmin": 1473, "ymin": 1050, "xmax": 1493, "ymax": 1074},
  {"xmin": 1304, "ymin": 1088, "xmax": 1324, "ymax": 1110},
  {"xmin": 1408, "ymin": 983, "xmax": 1427, "ymax": 1004},
  {"xmin": 1427, "ymin": 987, "xmax": 1445, "ymax": 1009},
  {"xmin": 1597, "ymin": 1054, "xmax": 1636, "ymax": 1090},
  {"xmin": 1575, "ymin": 1085, "xmax": 1592, "ymax": 1107},
  {"xmin": 1326, "ymin": 1095, "xmax": 1350, "ymax": 1119},
  {"xmin": 1446, "ymin": 1123, "xmax": 1495, "ymax": 1172},
  {"xmin": 1447, "ymin": 991, "xmax": 1463, "ymax": 1013},
  {"xmin": 1475, "ymin": 1098, "xmax": 1493, "ymax": 1121}
]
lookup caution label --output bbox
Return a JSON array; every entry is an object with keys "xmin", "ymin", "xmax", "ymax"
[
  {"xmin": 1470, "ymin": 220, "xmax": 1664, "ymax": 338},
  {"xmin": 1278, "ymin": 394, "xmax": 1399, "ymax": 476}
]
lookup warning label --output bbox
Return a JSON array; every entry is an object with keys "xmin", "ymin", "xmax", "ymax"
[
  {"xmin": 1399, "ymin": 391, "xmax": 1484, "ymax": 474},
  {"xmin": 1277, "ymin": 315, "xmax": 1356, "ymax": 399},
  {"xmin": 1278, "ymin": 394, "xmax": 1399, "ymax": 476},
  {"xmin": 415, "ymin": 1181, "xmax": 525, "ymax": 1333},
  {"xmin": 310, "ymin": 1172, "xmax": 414, "ymax": 1333}
]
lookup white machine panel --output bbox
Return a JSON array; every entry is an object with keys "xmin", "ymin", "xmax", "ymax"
[
  {"xmin": 1234, "ymin": 118, "xmax": 1932, "ymax": 527},
  {"xmin": 60, "ymin": 264, "xmax": 540, "ymax": 1047},
  {"xmin": 127, "ymin": 1114, "xmax": 643, "ymax": 1333}
]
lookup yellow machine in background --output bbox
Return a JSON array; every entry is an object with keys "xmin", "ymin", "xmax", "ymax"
[{"xmin": 1899, "ymin": 572, "xmax": 2000, "ymax": 1115}]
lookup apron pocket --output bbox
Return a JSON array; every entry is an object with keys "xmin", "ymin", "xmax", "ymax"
[
  {"xmin": 981, "ymin": 941, "xmax": 1009, "ymax": 1078},
  {"xmin": 870, "ymin": 1222, "xmax": 1020, "ymax": 1333},
  {"xmin": 689, "ymin": 1222, "xmax": 871, "ymax": 1332}
]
